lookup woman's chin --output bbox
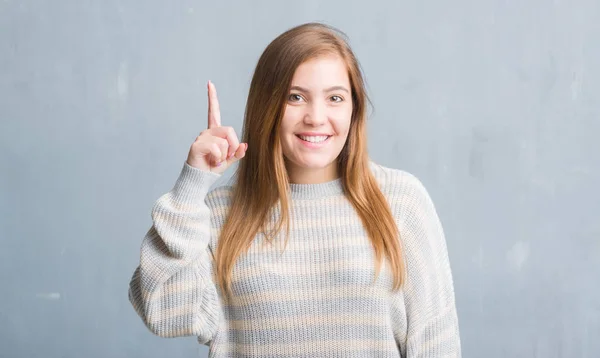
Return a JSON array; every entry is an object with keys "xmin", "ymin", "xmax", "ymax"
[{"xmin": 293, "ymin": 159, "xmax": 336, "ymax": 171}]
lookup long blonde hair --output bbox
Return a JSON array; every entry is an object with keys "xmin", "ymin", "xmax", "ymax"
[{"xmin": 215, "ymin": 22, "xmax": 405, "ymax": 297}]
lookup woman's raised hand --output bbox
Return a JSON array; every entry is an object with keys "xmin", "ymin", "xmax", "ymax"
[{"xmin": 186, "ymin": 81, "xmax": 247, "ymax": 173}]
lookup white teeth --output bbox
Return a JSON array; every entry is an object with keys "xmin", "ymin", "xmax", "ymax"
[{"xmin": 298, "ymin": 135, "xmax": 329, "ymax": 143}]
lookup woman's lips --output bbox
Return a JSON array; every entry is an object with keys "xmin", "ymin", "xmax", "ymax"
[{"xmin": 295, "ymin": 135, "xmax": 332, "ymax": 149}]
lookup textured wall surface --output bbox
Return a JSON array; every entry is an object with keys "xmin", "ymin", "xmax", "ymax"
[{"xmin": 1, "ymin": 1, "xmax": 599, "ymax": 357}]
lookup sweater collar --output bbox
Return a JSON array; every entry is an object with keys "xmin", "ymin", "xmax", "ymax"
[{"xmin": 288, "ymin": 177, "xmax": 344, "ymax": 200}]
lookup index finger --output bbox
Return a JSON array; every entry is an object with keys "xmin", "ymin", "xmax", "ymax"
[{"xmin": 207, "ymin": 80, "xmax": 222, "ymax": 129}]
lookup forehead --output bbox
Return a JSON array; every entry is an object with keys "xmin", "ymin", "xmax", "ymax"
[{"xmin": 291, "ymin": 55, "xmax": 350, "ymax": 87}]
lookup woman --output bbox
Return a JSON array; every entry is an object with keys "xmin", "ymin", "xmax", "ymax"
[{"xmin": 128, "ymin": 22, "xmax": 461, "ymax": 357}]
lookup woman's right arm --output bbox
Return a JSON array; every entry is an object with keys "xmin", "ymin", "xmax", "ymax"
[
  {"xmin": 128, "ymin": 163, "xmax": 222, "ymax": 342},
  {"xmin": 128, "ymin": 80, "xmax": 247, "ymax": 342}
]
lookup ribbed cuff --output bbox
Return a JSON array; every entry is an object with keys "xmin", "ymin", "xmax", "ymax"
[{"xmin": 170, "ymin": 162, "xmax": 222, "ymax": 206}]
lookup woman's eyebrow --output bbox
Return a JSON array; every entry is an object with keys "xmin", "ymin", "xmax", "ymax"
[{"xmin": 290, "ymin": 85, "xmax": 350, "ymax": 93}]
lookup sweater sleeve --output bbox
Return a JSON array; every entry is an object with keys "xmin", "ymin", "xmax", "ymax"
[
  {"xmin": 128, "ymin": 162, "xmax": 223, "ymax": 343},
  {"xmin": 395, "ymin": 174, "xmax": 461, "ymax": 357}
]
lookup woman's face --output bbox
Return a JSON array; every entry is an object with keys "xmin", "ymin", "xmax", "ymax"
[{"xmin": 279, "ymin": 55, "xmax": 353, "ymax": 183}]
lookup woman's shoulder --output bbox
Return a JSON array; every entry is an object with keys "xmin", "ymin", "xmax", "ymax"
[
  {"xmin": 368, "ymin": 160, "xmax": 429, "ymax": 198},
  {"xmin": 368, "ymin": 161, "xmax": 442, "ymax": 233}
]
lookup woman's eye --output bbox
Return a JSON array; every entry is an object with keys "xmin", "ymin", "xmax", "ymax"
[
  {"xmin": 289, "ymin": 94, "xmax": 303, "ymax": 102},
  {"xmin": 330, "ymin": 95, "xmax": 343, "ymax": 103}
]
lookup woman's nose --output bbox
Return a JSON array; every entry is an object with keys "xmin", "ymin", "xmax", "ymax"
[{"xmin": 303, "ymin": 102, "xmax": 327, "ymax": 125}]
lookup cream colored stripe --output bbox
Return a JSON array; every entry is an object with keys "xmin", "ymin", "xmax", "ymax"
[
  {"xmin": 288, "ymin": 216, "xmax": 370, "ymax": 231},
  {"xmin": 226, "ymin": 284, "xmax": 389, "ymax": 307},
  {"xmin": 228, "ymin": 312, "xmax": 389, "ymax": 330},
  {"xmin": 145, "ymin": 302, "xmax": 197, "ymax": 324},
  {"xmin": 231, "ymin": 257, "xmax": 391, "ymax": 283},
  {"xmin": 244, "ymin": 235, "xmax": 373, "ymax": 254},
  {"xmin": 152, "ymin": 209, "xmax": 209, "ymax": 236},
  {"xmin": 211, "ymin": 215, "xmax": 366, "ymax": 231},
  {"xmin": 208, "ymin": 191, "xmax": 348, "ymax": 207},
  {"xmin": 156, "ymin": 193, "xmax": 201, "ymax": 213}
]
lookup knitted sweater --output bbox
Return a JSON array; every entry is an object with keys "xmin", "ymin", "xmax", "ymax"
[{"xmin": 128, "ymin": 161, "xmax": 461, "ymax": 357}]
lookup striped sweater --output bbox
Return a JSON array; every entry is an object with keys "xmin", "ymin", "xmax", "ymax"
[{"xmin": 128, "ymin": 161, "xmax": 461, "ymax": 357}]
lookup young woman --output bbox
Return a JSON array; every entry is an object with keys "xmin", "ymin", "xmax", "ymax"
[{"xmin": 129, "ymin": 22, "xmax": 461, "ymax": 357}]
